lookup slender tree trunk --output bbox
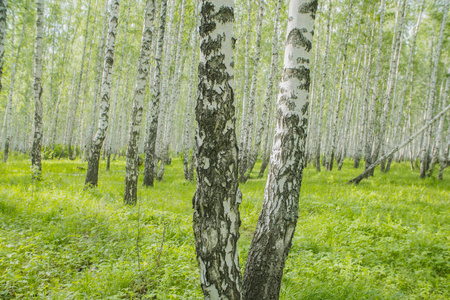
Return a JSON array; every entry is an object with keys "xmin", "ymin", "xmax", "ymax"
[
  {"xmin": 365, "ymin": 0, "xmax": 386, "ymax": 174},
  {"xmin": 123, "ymin": 0, "xmax": 154, "ymax": 205},
  {"xmin": 183, "ymin": 0, "xmax": 199, "ymax": 180},
  {"xmin": 243, "ymin": 1, "xmax": 317, "ymax": 298},
  {"xmin": 143, "ymin": 0, "xmax": 167, "ymax": 187},
  {"xmin": 193, "ymin": 0, "xmax": 242, "ymax": 298},
  {"xmin": 420, "ymin": 0, "xmax": 448, "ymax": 178},
  {"xmin": 85, "ymin": 0, "xmax": 120, "ymax": 187},
  {"xmin": 30, "ymin": 0, "xmax": 45, "ymax": 178}
]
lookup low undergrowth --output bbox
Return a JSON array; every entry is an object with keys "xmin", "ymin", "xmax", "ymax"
[{"xmin": 0, "ymin": 155, "xmax": 449, "ymax": 299}]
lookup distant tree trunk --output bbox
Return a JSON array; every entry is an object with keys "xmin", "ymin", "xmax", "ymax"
[
  {"xmin": 143, "ymin": 0, "xmax": 167, "ymax": 187},
  {"xmin": 238, "ymin": 0, "xmax": 252, "ymax": 175},
  {"xmin": 314, "ymin": 0, "xmax": 332, "ymax": 172},
  {"xmin": 238, "ymin": 0, "xmax": 264, "ymax": 181},
  {"xmin": 0, "ymin": 0, "xmax": 7, "ymax": 94},
  {"xmin": 157, "ymin": 0, "xmax": 187, "ymax": 181},
  {"xmin": 420, "ymin": 0, "xmax": 448, "ymax": 178},
  {"xmin": 86, "ymin": 0, "xmax": 109, "ymax": 161},
  {"xmin": 123, "ymin": 0, "xmax": 154, "ymax": 205},
  {"xmin": 365, "ymin": 0, "xmax": 386, "ymax": 174},
  {"xmin": 183, "ymin": 0, "xmax": 199, "ymax": 180},
  {"xmin": 370, "ymin": 0, "xmax": 406, "ymax": 173},
  {"xmin": 243, "ymin": 0, "xmax": 317, "ymax": 298},
  {"xmin": 85, "ymin": 0, "xmax": 120, "ymax": 187},
  {"xmin": 30, "ymin": 0, "xmax": 45, "ymax": 178},
  {"xmin": 327, "ymin": 0, "xmax": 354, "ymax": 171},
  {"xmin": 193, "ymin": 0, "xmax": 242, "ymax": 298}
]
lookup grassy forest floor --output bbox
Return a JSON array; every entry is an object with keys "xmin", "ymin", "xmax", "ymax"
[{"xmin": 0, "ymin": 153, "xmax": 449, "ymax": 299}]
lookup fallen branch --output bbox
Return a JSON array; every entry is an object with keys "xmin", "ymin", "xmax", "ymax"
[{"xmin": 349, "ymin": 103, "xmax": 450, "ymax": 184}]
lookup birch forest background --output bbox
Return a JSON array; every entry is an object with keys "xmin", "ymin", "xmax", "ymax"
[{"xmin": 0, "ymin": 0, "xmax": 449, "ymax": 299}]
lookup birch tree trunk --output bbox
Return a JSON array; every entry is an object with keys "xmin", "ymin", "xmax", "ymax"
[
  {"xmin": 143, "ymin": 0, "xmax": 167, "ymax": 187},
  {"xmin": 365, "ymin": 0, "xmax": 386, "ymax": 174},
  {"xmin": 86, "ymin": 0, "xmax": 109, "ymax": 161},
  {"xmin": 30, "ymin": 0, "xmax": 45, "ymax": 178},
  {"xmin": 240, "ymin": 0, "xmax": 281, "ymax": 183},
  {"xmin": 314, "ymin": 0, "xmax": 332, "ymax": 172},
  {"xmin": 420, "ymin": 0, "xmax": 448, "ymax": 178},
  {"xmin": 85, "ymin": 0, "xmax": 120, "ymax": 187},
  {"xmin": 183, "ymin": 0, "xmax": 200, "ymax": 180},
  {"xmin": 0, "ymin": 0, "xmax": 7, "ymax": 94},
  {"xmin": 123, "ymin": 0, "xmax": 154, "ymax": 205},
  {"xmin": 242, "ymin": 0, "xmax": 317, "ymax": 298},
  {"xmin": 193, "ymin": 0, "xmax": 242, "ymax": 298}
]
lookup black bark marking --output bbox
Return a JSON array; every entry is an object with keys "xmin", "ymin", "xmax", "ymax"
[
  {"xmin": 286, "ymin": 28, "xmax": 312, "ymax": 52},
  {"xmin": 298, "ymin": 0, "xmax": 318, "ymax": 19}
]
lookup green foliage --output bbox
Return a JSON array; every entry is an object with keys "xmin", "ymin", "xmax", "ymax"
[{"xmin": 0, "ymin": 157, "xmax": 449, "ymax": 299}]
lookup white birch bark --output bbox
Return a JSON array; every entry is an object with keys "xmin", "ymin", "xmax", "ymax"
[
  {"xmin": 243, "ymin": 0, "xmax": 317, "ymax": 298},
  {"xmin": 193, "ymin": 0, "xmax": 242, "ymax": 298},
  {"xmin": 143, "ymin": 0, "xmax": 167, "ymax": 187},
  {"xmin": 123, "ymin": 0, "xmax": 154, "ymax": 205},
  {"xmin": 85, "ymin": 0, "xmax": 120, "ymax": 187},
  {"xmin": 30, "ymin": 0, "xmax": 45, "ymax": 177}
]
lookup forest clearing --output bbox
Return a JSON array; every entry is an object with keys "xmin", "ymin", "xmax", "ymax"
[
  {"xmin": 0, "ymin": 0, "xmax": 450, "ymax": 298},
  {"xmin": 0, "ymin": 156, "xmax": 449, "ymax": 299}
]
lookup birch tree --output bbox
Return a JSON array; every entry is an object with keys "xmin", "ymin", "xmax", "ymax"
[
  {"xmin": 242, "ymin": 0, "xmax": 317, "ymax": 297},
  {"xmin": 30, "ymin": 0, "xmax": 45, "ymax": 177},
  {"xmin": 123, "ymin": 0, "xmax": 154, "ymax": 205},
  {"xmin": 192, "ymin": 0, "xmax": 242, "ymax": 297},
  {"xmin": 85, "ymin": 0, "xmax": 120, "ymax": 187},
  {"xmin": 143, "ymin": 0, "xmax": 167, "ymax": 187}
]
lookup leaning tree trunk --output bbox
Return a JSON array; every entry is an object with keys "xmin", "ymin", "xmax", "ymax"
[
  {"xmin": 143, "ymin": 0, "xmax": 167, "ymax": 187},
  {"xmin": 192, "ymin": 0, "xmax": 242, "ymax": 298},
  {"xmin": 85, "ymin": 0, "xmax": 120, "ymax": 187},
  {"xmin": 242, "ymin": 0, "xmax": 317, "ymax": 298},
  {"xmin": 123, "ymin": 0, "xmax": 154, "ymax": 205},
  {"xmin": 0, "ymin": 0, "xmax": 7, "ymax": 94},
  {"xmin": 420, "ymin": 0, "xmax": 448, "ymax": 178},
  {"xmin": 30, "ymin": 0, "xmax": 44, "ymax": 178},
  {"xmin": 350, "ymin": 102, "xmax": 450, "ymax": 185}
]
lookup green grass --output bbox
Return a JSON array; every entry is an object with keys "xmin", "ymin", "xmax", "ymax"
[{"xmin": 0, "ymin": 155, "xmax": 449, "ymax": 299}]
